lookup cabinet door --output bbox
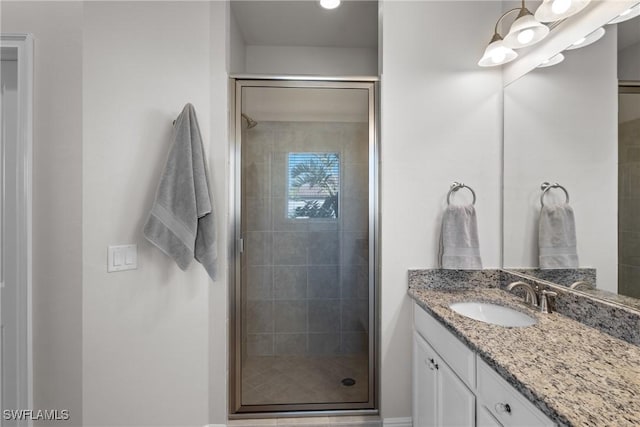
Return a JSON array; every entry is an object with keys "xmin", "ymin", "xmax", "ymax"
[
  {"xmin": 477, "ymin": 404, "xmax": 503, "ymax": 427},
  {"xmin": 413, "ymin": 332, "xmax": 438, "ymax": 427},
  {"xmin": 437, "ymin": 356, "xmax": 476, "ymax": 427}
]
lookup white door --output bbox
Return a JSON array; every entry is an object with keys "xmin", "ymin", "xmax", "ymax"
[
  {"xmin": 2, "ymin": 52, "xmax": 20, "ymax": 427},
  {"xmin": 413, "ymin": 332, "xmax": 438, "ymax": 427},
  {"xmin": 1, "ymin": 35, "xmax": 33, "ymax": 427}
]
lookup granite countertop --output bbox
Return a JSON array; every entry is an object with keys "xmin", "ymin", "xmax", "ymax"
[{"xmin": 408, "ymin": 286, "xmax": 640, "ymax": 427}]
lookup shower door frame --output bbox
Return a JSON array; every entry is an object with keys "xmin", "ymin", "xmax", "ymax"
[{"xmin": 229, "ymin": 77, "xmax": 380, "ymax": 417}]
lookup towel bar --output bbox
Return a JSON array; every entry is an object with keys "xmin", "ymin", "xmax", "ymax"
[
  {"xmin": 540, "ymin": 182, "xmax": 570, "ymax": 207},
  {"xmin": 447, "ymin": 181, "xmax": 476, "ymax": 205}
]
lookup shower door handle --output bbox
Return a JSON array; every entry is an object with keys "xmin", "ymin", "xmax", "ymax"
[{"xmin": 238, "ymin": 238, "xmax": 244, "ymax": 253}]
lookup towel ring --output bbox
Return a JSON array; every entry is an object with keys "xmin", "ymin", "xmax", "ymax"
[
  {"xmin": 447, "ymin": 182, "xmax": 476, "ymax": 206},
  {"xmin": 540, "ymin": 182, "xmax": 570, "ymax": 207}
]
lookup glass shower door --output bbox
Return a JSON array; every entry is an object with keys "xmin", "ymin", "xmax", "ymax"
[
  {"xmin": 231, "ymin": 80, "xmax": 377, "ymax": 413},
  {"xmin": 619, "ymin": 86, "xmax": 640, "ymax": 298}
]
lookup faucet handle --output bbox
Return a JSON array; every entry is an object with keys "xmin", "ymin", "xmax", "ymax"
[{"xmin": 540, "ymin": 290, "xmax": 557, "ymax": 314}]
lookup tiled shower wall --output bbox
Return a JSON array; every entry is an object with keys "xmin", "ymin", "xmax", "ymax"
[
  {"xmin": 619, "ymin": 116, "xmax": 640, "ymax": 298},
  {"xmin": 242, "ymin": 121, "xmax": 369, "ymax": 357}
]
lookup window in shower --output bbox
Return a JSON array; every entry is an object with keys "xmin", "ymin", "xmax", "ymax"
[
  {"xmin": 232, "ymin": 81, "xmax": 376, "ymax": 414},
  {"xmin": 287, "ymin": 152, "xmax": 340, "ymax": 220}
]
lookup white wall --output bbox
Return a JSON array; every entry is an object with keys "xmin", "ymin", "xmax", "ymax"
[
  {"xmin": 503, "ymin": 30, "xmax": 618, "ymax": 292},
  {"xmin": 245, "ymin": 45, "xmax": 378, "ymax": 76},
  {"xmin": 380, "ymin": 0, "xmax": 503, "ymax": 419},
  {"xmin": 1, "ymin": 3, "xmax": 84, "ymax": 425},
  {"xmin": 619, "ymin": 40, "xmax": 640, "ymax": 81},
  {"xmin": 207, "ymin": 2, "xmax": 230, "ymax": 424},
  {"xmin": 82, "ymin": 2, "xmax": 227, "ymax": 425},
  {"xmin": 230, "ymin": 7, "xmax": 246, "ymax": 74}
]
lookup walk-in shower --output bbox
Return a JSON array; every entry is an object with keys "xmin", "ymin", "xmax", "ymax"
[
  {"xmin": 241, "ymin": 113, "xmax": 258, "ymax": 129},
  {"xmin": 619, "ymin": 83, "xmax": 640, "ymax": 298},
  {"xmin": 230, "ymin": 79, "xmax": 378, "ymax": 415}
]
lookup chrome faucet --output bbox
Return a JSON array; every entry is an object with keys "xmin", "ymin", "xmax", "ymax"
[
  {"xmin": 540, "ymin": 289, "xmax": 558, "ymax": 314},
  {"xmin": 506, "ymin": 281, "xmax": 539, "ymax": 307},
  {"xmin": 570, "ymin": 281, "xmax": 595, "ymax": 291}
]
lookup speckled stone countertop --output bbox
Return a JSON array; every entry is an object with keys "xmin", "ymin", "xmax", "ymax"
[{"xmin": 409, "ymin": 284, "xmax": 640, "ymax": 426}]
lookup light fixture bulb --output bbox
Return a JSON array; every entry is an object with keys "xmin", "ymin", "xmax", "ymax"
[
  {"xmin": 566, "ymin": 26, "xmax": 605, "ymax": 50},
  {"xmin": 552, "ymin": 0, "xmax": 572, "ymax": 15},
  {"xmin": 517, "ymin": 29, "xmax": 535, "ymax": 44},
  {"xmin": 478, "ymin": 35, "xmax": 518, "ymax": 67},
  {"xmin": 608, "ymin": 3, "xmax": 640, "ymax": 24},
  {"xmin": 319, "ymin": 0, "xmax": 341, "ymax": 10},
  {"xmin": 492, "ymin": 50, "xmax": 507, "ymax": 64},
  {"xmin": 535, "ymin": 0, "xmax": 591, "ymax": 22},
  {"xmin": 503, "ymin": 11, "xmax": 550, "ymax": 49}
]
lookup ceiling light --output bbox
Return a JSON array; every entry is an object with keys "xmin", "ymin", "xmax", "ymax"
[
  {"xmin": 479, "ymin": 2, "xmax": 546, "ymax": 67},
  {"xmin": 478, "ymin": 34, "xmax": 518, "ymax": 67},
  {"xmin": 503, "ymin": 9, "xmax": 550, "ymax": 49},
  {"xmin": 534, "ymin": 0, "xmax": 591, "ymax": 22},
  {"xmin": 319, "ymin": 0, "xmax": 341, "ymax": 10},
  {"xmin": 566, "ymin": 26, "xmax": 605, "ymax": 50},
  {"xmin": 537, "ymin": 53, "xmax": 565, "ymax": 68},
  {"xmin": 608, "ymin": 2, "xmax": 640, "ymax": 24}
]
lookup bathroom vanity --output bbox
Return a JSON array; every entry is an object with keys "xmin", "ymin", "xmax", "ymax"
[{"xmin": 408, "ymin": 270, "xmax": 640, "ymax": 427}]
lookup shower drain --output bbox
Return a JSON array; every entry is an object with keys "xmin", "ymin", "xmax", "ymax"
[{"xmin": 341, "ymin": 378, "xmax": 356, "ymax": 387}]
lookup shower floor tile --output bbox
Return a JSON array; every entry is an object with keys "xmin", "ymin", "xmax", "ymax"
[{"xmin": 241, "ymin": 355, "xmax": 369, "ymax": 405}]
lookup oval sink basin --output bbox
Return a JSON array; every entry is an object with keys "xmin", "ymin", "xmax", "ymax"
[{"xmin": 449, "ymin": 302, "xmax": 537, "ymax": 327}]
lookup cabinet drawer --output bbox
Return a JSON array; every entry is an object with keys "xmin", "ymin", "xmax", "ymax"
[
  {"xmin": 413, "ymin": 302, "xmax": 475, "ymax": 388},
  {"xmin": 477, "ymin": 358, "xmax": 555, "ymax": 427}
]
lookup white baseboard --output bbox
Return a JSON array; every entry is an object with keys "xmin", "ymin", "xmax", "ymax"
[
  {"xmin": 203, "ymin": 424, "xmax": 227, "ymax": 427},
  {"xmin": 382, "ymin": 418, "xmax": 412, "ymax": 427}
]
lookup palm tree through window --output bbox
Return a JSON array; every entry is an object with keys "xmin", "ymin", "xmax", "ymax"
[{"xmin": 287, "ymin": 152, "xmax": 340, "ymax": 219}]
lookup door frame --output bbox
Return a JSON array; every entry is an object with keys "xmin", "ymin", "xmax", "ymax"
[
  {"xmin": 1, "ymin": 33, "xmax": 34, "ymax": 421},
  {"xmin": 228, "ymin": 77, "xmax": 380, "ymax": 417}
]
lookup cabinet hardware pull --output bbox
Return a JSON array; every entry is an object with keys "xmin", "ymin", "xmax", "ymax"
[{"xmin": 495, "ymin": 403, "xmax": 511, "ymax": 414}]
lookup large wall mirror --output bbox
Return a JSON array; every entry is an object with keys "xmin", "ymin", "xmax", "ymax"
[{"xmin": 503, "ymin": 6, "xmax": 640, "ymax": 309}]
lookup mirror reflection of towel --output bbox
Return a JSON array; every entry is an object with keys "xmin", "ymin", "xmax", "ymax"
[
  {"xmin": 143, "ymin": 104, "xmax": 217, "ymax": 280},
  {"xmin": 440, "ymin": 205, "xmax": 482, "ymax": 270},
  {"xmin": 539, "ymin": 204, "xmax": 578, "ymax": 269}
]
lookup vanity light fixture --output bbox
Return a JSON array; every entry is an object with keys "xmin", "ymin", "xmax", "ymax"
[
  {"xmin": 319, "ymin": 0, "xmax": 341, "ymax": 10},
  {"xmin": 503, "ymin": 2, "xmax": 550, "ymax": 49},
  {"xmin": 478, "ymin": 33, "xmax": 518, "ymax": 67},
  {"xmin": 566, "ymin": 26, "xmax": 605, "ymax": 50},
  {"xmin": 537, "ymin": 52, "xmax": 565, "ymax": 68},
  {"xmin": 608, "ymin": 2, "xmax": 640, "ymax": 24},
  {"xmin": 534, "ymin": 0, "xmax": 591, "ymax": 23},
  {"xmin": 479, "ymin": 2, "xmax": 548, "ymax": 67}
]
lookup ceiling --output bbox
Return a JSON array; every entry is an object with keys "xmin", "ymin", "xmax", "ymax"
[{"xmin": 231, "ymin": 0, "xmax": 378, "ymax": 48}]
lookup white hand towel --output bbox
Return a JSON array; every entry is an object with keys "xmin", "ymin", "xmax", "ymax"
[
  {"xmin": 440, "ymin": 204, "xmax": 482, "ymax": 270},
  {"xmin": 143, "ymin": 104, "xmax": 217, "ymax": 279},
  {"xmin": 538, "ymin": 203, "xmax": 578, "ymax": 269}
]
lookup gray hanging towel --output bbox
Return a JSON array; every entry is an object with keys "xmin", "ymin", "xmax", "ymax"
[
  {"xmin": 538, "ymin": 204, "xmax": 578, "ymax": 269},
  {"xmin": 440, "ymin": 204, "xmax": 483, "ymax": 269},
  {"xmin": 143, "ymin": 103, "xmax": 217, "ymax": 279}
]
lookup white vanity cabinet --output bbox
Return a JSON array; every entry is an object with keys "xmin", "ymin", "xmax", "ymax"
[
  {"xmin": 413, "ymin": 332, "xmax": 475, "ymax": 426},
  {"xmin": 413, "ymin": 302, "xmax": 556, "ymax": 427},
  {"xmin": 476, "ymin": 358, "xmax": 555, "ymax": 427}
]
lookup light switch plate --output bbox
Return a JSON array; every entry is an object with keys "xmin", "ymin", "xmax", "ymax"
[{"xmin": 108, "ymin": 244, "xmax": 137, "ymax": 272}]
